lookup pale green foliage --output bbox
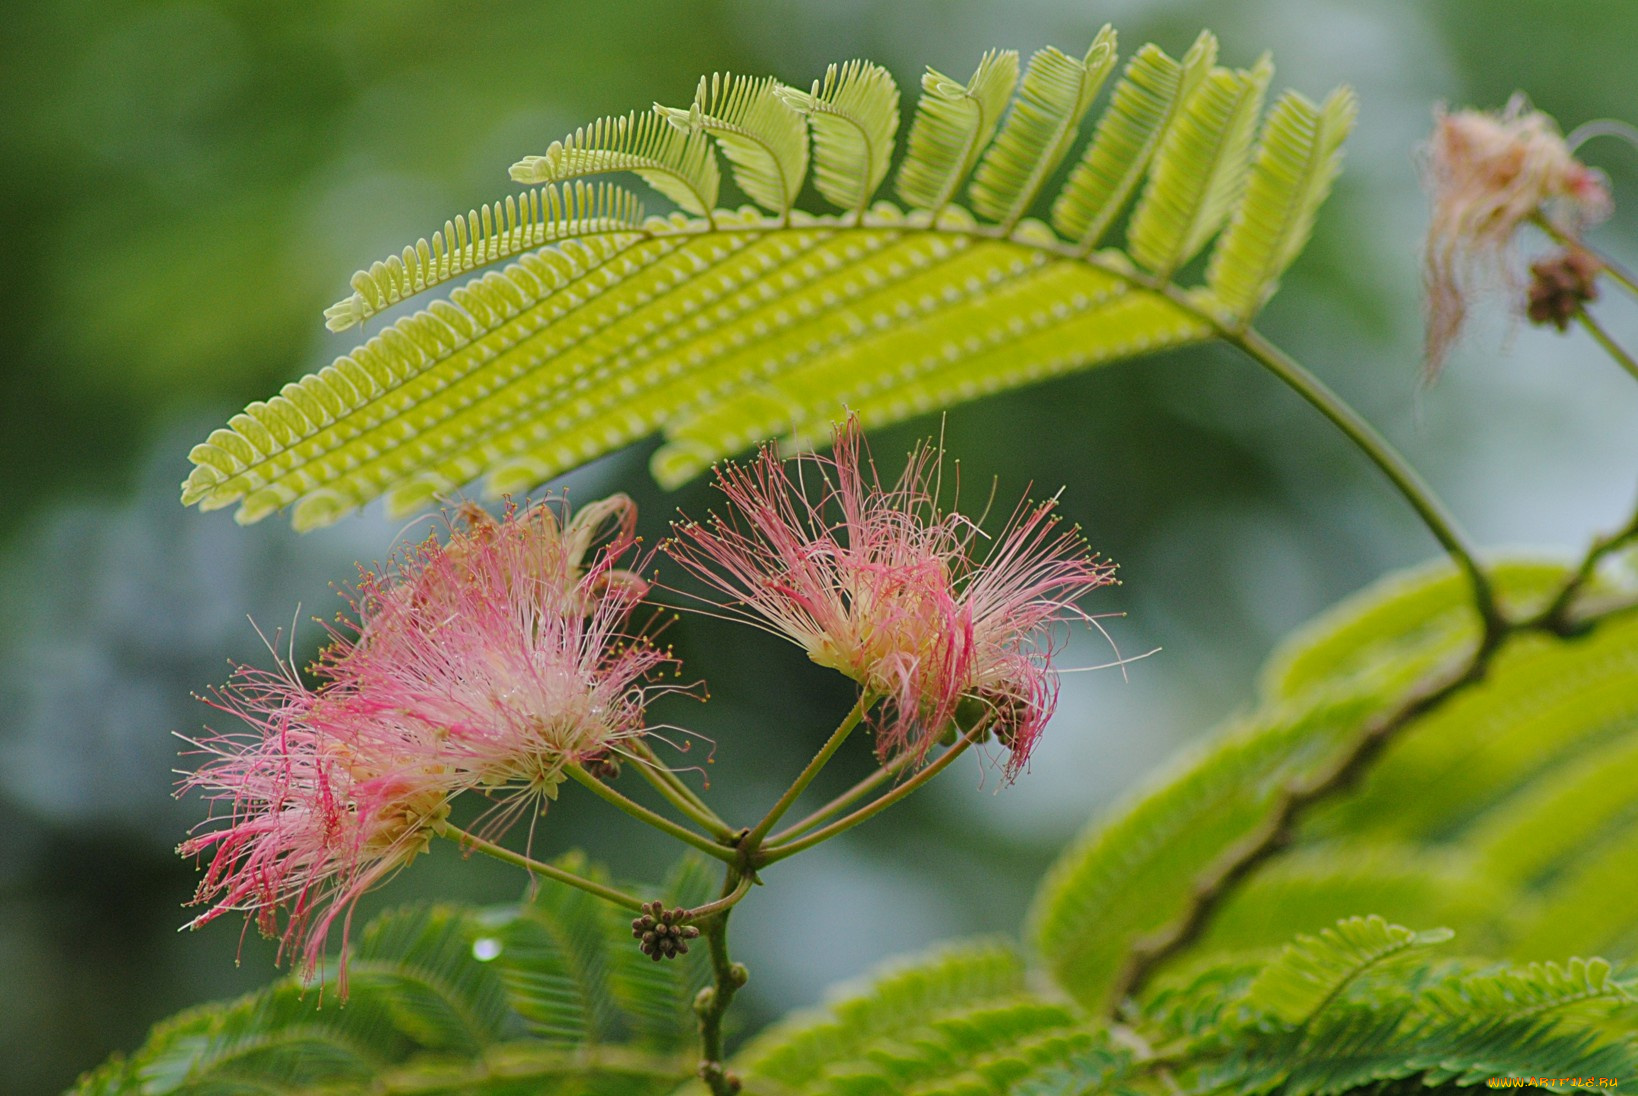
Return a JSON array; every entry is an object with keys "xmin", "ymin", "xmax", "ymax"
[
  {"xmin": 1420, "ymin": 958, "xmax": 1636, "ymax": 1024},
  {"xmin": 1247, "ymin": 915, "xmax": 1454, "ymax": 1025},
  {"xmin": 1126, "ymin": 53, "xmax": 1273, "ymax": 277},
  {"xmin": 777, "ymin": 60, "xmax": 900, "ymax": 215},
  {"xmin": 510, "ymin": 110, "xmax": 720, "ymax": 216},
  {"xmin": 1206, "ymin": 87, "xmax": 1358, "ymax": 323},
  {"xmin": 968, "ymin": 26, "xmax": 1117, "ymax": 230},
  {"xmin": 896, "ymin": 50, "xmax": 1019, "ymax": 214},
  {"xmin": 181, "ymin": 22, "xmax": 1353, "ymax": 530},
  {"xmin": 323, "ymin": 182, "xmax": 648, "ymax": 332},
  {"xmin": 656, "ymin": 72, "xmax": 810, "ymax": 215},
  {"xmin": 1051, "ymin": 32, "xmax": 1216, "ymax": 251}
]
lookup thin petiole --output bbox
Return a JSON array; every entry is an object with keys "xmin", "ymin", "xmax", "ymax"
[
  {"xmin": 743, "ymin": 694, "xmax": 873, "ymax": 849},
  {"xmin": 1228, "ymin": 326, "xmax": 1504, "ymax": 646},
  {"xmin": 1577, "ymin": 310, "xmax": 1638, "ymax": 383},
  {"xmin": 760, "ymin": 727, "xmax": 982, "ymax": 864},
  {"xmin": 767, "ymin": 752, "xmax": 916, "ymax": 845},
  {"xmin": 567, "ymin": 765, "xmax": 738, "ymax": 863},
  {"xmin": 686, "ymin": 873, "xmax": 754, "ymax": 922},
  {"xmin": 434, "ymin": 820, "xmax": 648, "ymax": 912},
  {"xmin": 627, "ymin": 741, "xmax": 737, "ymax": 841}
]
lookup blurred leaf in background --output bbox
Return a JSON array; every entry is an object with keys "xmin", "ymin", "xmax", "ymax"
[{"xmin": 1, "ymin": 2, "xmax": 1635, "ymax": 1094}]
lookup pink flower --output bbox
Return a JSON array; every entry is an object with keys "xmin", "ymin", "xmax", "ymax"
[
  {"xmin": 1423, "ymin": 95, "xmax": 1610, "ymax": 375},
  {"xmin": 179, "ymin": 495, "xmax": 674, "ymax": 987},
  {"xmin": 334, "ymin": 496, "xmax": 672, "ymax": 810},
  {"xmin": 178, "ymin": 672, "xmax": 451, "ymax": 992},
  {"xmin": 664, "ymin": 419, "xmax": 1115, "ymax": 777}
]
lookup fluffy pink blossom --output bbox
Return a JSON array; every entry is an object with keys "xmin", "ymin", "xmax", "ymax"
[
  {"xmin": 664, "ymin": 419, "xmax": 1115, "ymax": 777},
  {"xmin": 1423, "ymin": 95, "xmax": 1610, "ymax": 375},
  {"xmin": 179, "ymin": 495, "xmax": 674, "ymax": 987},
  {"xmin": 178, "ymin": 673, "xmax": 452, "ymax": 991}
]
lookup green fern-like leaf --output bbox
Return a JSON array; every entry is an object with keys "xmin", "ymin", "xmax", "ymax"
[
  {"xmin": 74, "ymin": 856, "xmax": 705, "ymax": 1096},
  {"xmin": 1247, "ymin": 915, "xmax": 1454, "ymax": 1027},
  {"xmin": 778, "ymin": 60, "xmax": 901, "ymax": 215},
  {"xmin": 1203, "ymin": 85, "xmax": 1356, "ymax": 323},
  {"xmin": 510, "ymin": 109, "xmax": 720, "ymax": 216},
  {"xmin": 1027, "ymin": 690, "xmax": 1383, "ymax": 1011},
  {"xmin": 657, "ymin": 72, "xmax": 810, "ymax": 216},
  {"xmin": 1189, "ymin": 844, "xmax": 1507, "ymax": 961},
  {"xmin": 182, "ymin": 25, "xmax": 1353, "ymax": 529},
  {"xmin": 324, "ymin": 182, "xmax": 648, "ymax": 332},
  {"xmin": 731, "ymin": 938, "xmax": 1028, "ymax": 1091},
  {"xmin": 1049, "ymin": 31, "xmax": 1216, "ymax": 251},
  {"xmin": 968, "ymin": 25, "xmax": 1118, "ymax": 230},
  {"xmin": 1259, "ymin": 558, "xmax": 1573, "ymax": 701},
  {"xmin": 896, "ymin": 50, "xmax": 1020, "ymax": 214},
  {"xmin": 1225, "ymin": 1007, "xmax": 1638, "ymax": 1096},
  {"xmin": 1126, "ymin": 53, "xmax": 1273, "ymax": 277},
  {"xmin": 1419, "ymin": 958, "xmax": 1637, "ymax": 1026}
]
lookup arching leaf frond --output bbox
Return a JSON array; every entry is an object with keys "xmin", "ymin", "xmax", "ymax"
[
  {"xmin": 509, "ymin": 109, "xmax": 719, "ymax": 216},
  {"xmin": 184, "ymin": 25, "xmax": 1354, "ymax": 528},
  {"xmin": 730, "ymin": 939, "xmax": 1027, "ymax": 1090},
  {"xmin": 1127, "ymin": 54, "xmax": 1273, "ymax": 277},
  {"xmin": 777, "ymin": 59, "xmax": 901, "ymax": 215},
  {"xmin": 968, "ymin": 25, "xmax": 1118, "ymax": 230},
  {"xmin": 1205, "ymin": 85, "xmax": 1357, "ymax": 324},
  {"xmin": 656, "ymin": 72, "xmax": 809, "ymax": 215},
  {"xmin": 1247, "ymin": 915, "xmax": 1453, "ymax": 1026},
  {"xmin": 1419, "ymin": 958, "xmax": 1636, "ymax": 1025},
  {"xmin": 1026, "ymin": 690, "xmax": 1382, "ymax": 1010},
  {"xmin": 76, "ymin": 858, "xmax": 707, "ymax": 1095},
  {"xmin": 896, "ymin": 49, "xmax": 1020, "ymax": 215},
  {"xmin": 323, "ymin": 181, "xmax": 647, "ymax": 332},
  {"xmin": 1050, "ymin": 31, "xmax": 1217, "ymax": 251}
]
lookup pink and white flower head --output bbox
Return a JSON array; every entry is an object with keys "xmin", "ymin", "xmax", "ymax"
[
  {"xmin": 178, "ymin": 675, "xmax": 452, "ymax": 992},
  {"xmin": 337, "ymin": 495, "xmax": 672, "ymax": 810},
  {"xmin": 664, "ymin": 418, "xmax": 1116, "ymax": 778},
  {"xmin": 1423, "ymin": 95, "xmax": 1611, "ymax": 376},
  {"xmin": 179, "ymin": 494, "xmax": 675, "ymax": 988}
]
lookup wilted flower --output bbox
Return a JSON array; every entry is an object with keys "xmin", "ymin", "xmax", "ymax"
[
  {"xmin": 664, "ymin": 419, "xmax": 1115, "ymax": 777},
  {"xmin": 179, "ymin": 495, "xmax": 675, "ymax": 987},
  {"xmin": 1423, "ymin": 95, "xmax": 1610, "ymax": 375}
]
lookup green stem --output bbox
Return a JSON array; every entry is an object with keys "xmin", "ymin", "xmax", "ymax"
[
  {"xmin": 434, "ymin": 820, "xmax": 648, "ymax": 912},
  {"xmin": 1576, "ymin": 310, "xmax": 1638, "ymax": 384},
  {"xmin": 687, "ymin": 873, "xmax": 754, "ymax": 922},
  {"xmin": 567, "ymin": 765, "xmax": 738, "ymax": 863},
  {"xmin": 1229, "ymin": 326, "xmax": 1503, "ymax": 645},
  {"xmin": 627, "ymin": 741, "xmax": 737, "ymax": 841},
  {"xmin": 1529, "ymin": 495, "xmax": 1638, "ymax": 634},
  {"xmin": 759, "ymin": 729, "xmax": 981, "ymax": 865},
  {"xmin": 694, "ymin": 866, "xmax": 749, "ymax": 1096},
  {"xmin": 767, "ymin": 751, "xmax": 915, "ymax": 845},
  {"xmin": 742, "ymin": 694, "xmax": 872, "ymax": 849}
]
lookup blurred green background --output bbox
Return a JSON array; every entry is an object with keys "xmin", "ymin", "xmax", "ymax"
[{"xmin": 3, "ymin": 2, "xmax": 1636, "ymax": 1092}]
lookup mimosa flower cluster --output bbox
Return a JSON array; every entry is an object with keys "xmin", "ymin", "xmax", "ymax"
[
  {"xmin": 179, "ymin": 495, "xmax": 673, "ymax": 984},
  {"xmin": 179, "ymin": 422, "xmax": 1114, "ymax": 982},
  {"xmin": 664, "ymin": 420, "xmax": 1117, "ymax": 777}
]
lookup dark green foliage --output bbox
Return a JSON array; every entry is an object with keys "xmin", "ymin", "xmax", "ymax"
[{"xmin": 74, "ymin": 856, "xmax": 705, "ymax": 1095}]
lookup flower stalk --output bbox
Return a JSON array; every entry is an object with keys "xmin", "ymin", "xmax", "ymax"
[
  {"xmin": 435, "ymin": 820, "xmax": 648, "ymax": 913},
  {"xmin": 566, "ymin": 764, "xmax": 739, "ymax": 863}
]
